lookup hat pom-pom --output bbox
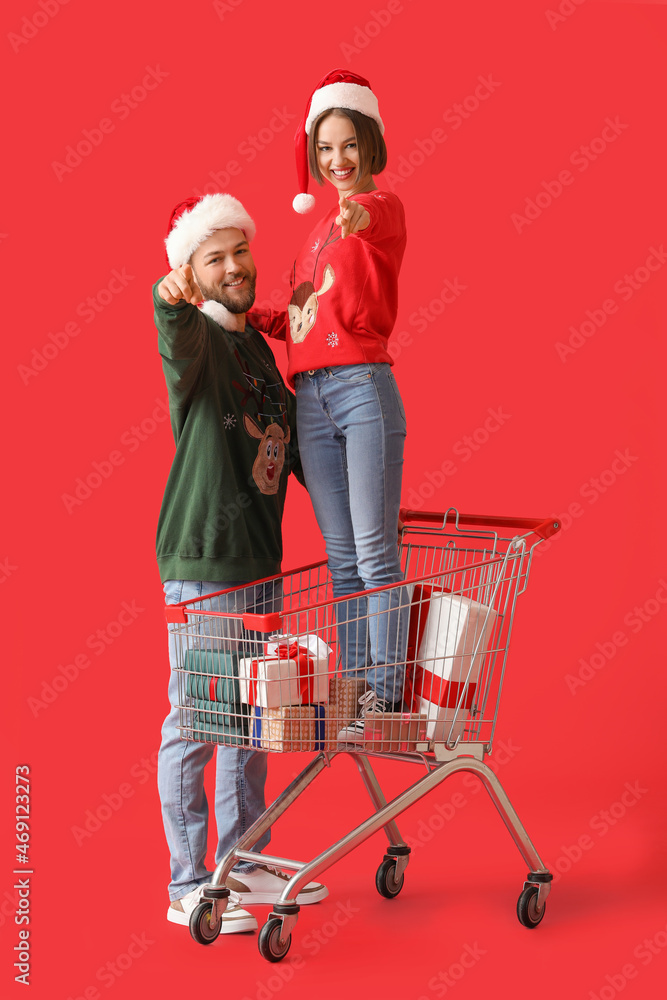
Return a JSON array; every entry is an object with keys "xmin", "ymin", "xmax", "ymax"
[{"xmin": 293, "ymin": 193, "xmax": 316, "ymax": 214}]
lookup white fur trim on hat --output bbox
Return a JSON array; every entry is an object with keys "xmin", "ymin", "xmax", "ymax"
[
  {"xmin": 305, "ymin": 82, "xmax": 384, "ymax": 135},
  {"xmin": 165, "ymin": 193, "xmax": 256, "ymax": 269},
  {"xmin": 199, "ymin": 300, "xmax": 238, "ymax": 328}
]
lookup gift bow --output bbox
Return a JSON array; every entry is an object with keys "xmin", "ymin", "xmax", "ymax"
[
  {"xmin": 246, "ymin": 644, "xmax": 318, "ymax": 706},
  {"xmin": 276, "ymin": 643, "xmax": 316, "ymax": 703}
]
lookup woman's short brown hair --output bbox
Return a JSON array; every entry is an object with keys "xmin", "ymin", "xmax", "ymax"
[{"xmin": 308, "ymin": 108, "xmax": 387, "ymax": 186}]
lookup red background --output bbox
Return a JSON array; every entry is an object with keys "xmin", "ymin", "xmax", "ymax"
[{"xmin": 3, "ymin": 1, "xmax": 666, "ymax": 997}]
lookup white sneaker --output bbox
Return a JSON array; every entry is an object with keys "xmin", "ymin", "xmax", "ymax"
[
  {"xmin": 168, "ymin": 885, "xmax": 257, "ymax": 933},
  {"xmin": 227, "ymin": 864, "xmax": 329, "ymax": 904},
  {"xmin": 337, "ymin": 690, "xmax": 395, "ymax": 743}
]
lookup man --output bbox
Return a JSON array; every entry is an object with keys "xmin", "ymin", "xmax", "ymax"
[{"xmin": 154, "ymin": 192, "xmax": 327, "ymax": 932}]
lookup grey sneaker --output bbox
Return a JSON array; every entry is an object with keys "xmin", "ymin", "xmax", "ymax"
[{"xmin": 337, "ymin": 690, "xmax": 395, "ymax": 743}]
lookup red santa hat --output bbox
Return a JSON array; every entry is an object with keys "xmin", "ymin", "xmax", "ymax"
[
  {"xmin": 165, "ymin": 192, "xmax": 256, "ymax": 269},
  {"xmin": 164, "ymin": 193, "xmax": 256, "ymax": 328},
  {"xmin": 292, "ymin": 68, "xmax": 385, "ymax": 214}
]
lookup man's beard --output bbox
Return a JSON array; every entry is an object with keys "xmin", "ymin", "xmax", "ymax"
[{"xmin": 193, "ymin": 270, "xmax": 257, "ymax": 313}]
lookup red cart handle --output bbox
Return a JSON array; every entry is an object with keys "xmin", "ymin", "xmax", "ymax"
[{"xmin": 399, "ymin": 509, "xmax": 561, "ymax": 540}]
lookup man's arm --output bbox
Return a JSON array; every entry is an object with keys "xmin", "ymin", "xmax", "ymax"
[
  {"xmin": 153, "ymin": 265, "xmax": 213, "ymax": 406},
  {"xmin": 154, "ymin": 264, "xmax": 207, "ymax": 358}
]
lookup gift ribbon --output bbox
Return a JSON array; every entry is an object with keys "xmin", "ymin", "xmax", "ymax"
[
  {"xmin": 276, "ymin": 643, "xmax": 319, "ymax": 704},
  {"xmin": 404, "ymin": 585, "xmax": 437, "ymax": 713},
  {"xmin": 415, "ymin": 668, "xmax": 477, "ymax": 711},
  {"xmin": 251, "ymin": 707, "xmax": 263, "ymax": 748},
  {"xmin": 313, "ymin": 705, "xmax": 325, "ymax": 750},
  {"xmin": 246, "ymin": 661, "xmax": 260, "ymax": 706}
]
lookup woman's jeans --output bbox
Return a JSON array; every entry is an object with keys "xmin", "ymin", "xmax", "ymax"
[
  {"xmin": 295, "ymin": 363, "xmax": 409, "ymax": 705},
  {"xmin": 158, "ymin": 578, "xmax": 278, "ymax": 900}
]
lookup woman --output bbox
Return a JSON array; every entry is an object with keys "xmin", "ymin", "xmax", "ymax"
[{"xmin": 250, "ymin": 69, "xmax": 409, "ymax": 741}]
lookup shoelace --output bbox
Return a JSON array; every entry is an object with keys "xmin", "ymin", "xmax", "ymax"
[
  {"xmin": 357, "ymin": 690, "xmax": 393, "ymax": 717},
  {"xmin": 357, "ymin": 690, "xmax": 379, "ymax": 717},
  {"xmin": 259, "ymin": 864, "xmax": 290, "ymax": 881}
]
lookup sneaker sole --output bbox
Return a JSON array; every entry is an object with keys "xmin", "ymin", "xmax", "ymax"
[
  {"xmin": 167, "ymin": 906, "xmax": 258, "ymax": 933},
  {"xmin": 234, "ymin": 886, "xmax": 330, "ymax": 905},
  {"xmin": 337, "ymin": 730, "xmax": 365, "ymax": 743}
]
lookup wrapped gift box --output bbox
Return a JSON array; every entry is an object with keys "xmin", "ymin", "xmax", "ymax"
[
  {"xmin": 325, "ymin": 676, "xmax": 368, "ymax": 745},
  {"xmin": 250, "ymin": 705, "xmax": 325, "ymax": 752},
  {"xmin": 237, "ymin": 655, "xmax": 302, "ymax": 708},
  {"xmin": 265, "ymin": 635, "xmax": 331, "ymax": 704},
  {"xmin": 361, "ymin": 712, "xmax": 427, "ymax": 753},
  {"xmin": 239, "ymin": 634, "xmax": 331, "ymax": 708},
  {"xmin": 407, "ymin": 585, "xmax": 496, "ymax": 742},
  {"xmin": 182, "ymin": 649, "xmax": 241, "ymax": 705},
  {"xmin": 186, "ymin": 699, "xmax": 249, "ymax": 746}
]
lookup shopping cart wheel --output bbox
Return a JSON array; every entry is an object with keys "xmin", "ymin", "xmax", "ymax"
[
  {"xmin": 516, "ymin": 886, "xmax": 546, "ymax": 928},
  {"xmin": 375, "ymin": 858, "xmax": 404, "ymax": 899},
  {"xmin": 190, "ymin": 901, "xmax": 222, "ymax": 944},
  {"xmin": 258, "ymin": 917, "xmax": 292, "ymax": 963}
]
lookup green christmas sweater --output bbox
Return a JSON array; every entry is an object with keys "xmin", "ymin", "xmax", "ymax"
[{"xmin": 153, "ymin": 281, "xmax": 303, "ymax": 583}]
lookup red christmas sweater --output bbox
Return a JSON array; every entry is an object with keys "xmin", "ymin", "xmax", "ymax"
[{"xmin": 249, "ymin": 190, "xmax": 406, "ymax": 385}]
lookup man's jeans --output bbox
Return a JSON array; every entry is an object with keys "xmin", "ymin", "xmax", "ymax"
[
  {"xmin": 158, "ymin": 578, "xmax": 278, "ymax": 901},
  {"xmin": 295, "ymin": 363, "xmax": 409, "ymax": 705}
]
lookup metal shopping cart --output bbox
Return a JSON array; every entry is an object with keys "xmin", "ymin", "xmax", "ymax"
[{"xmin": 166, "ymin": 508, "xmax": 560, "ymax": 960}]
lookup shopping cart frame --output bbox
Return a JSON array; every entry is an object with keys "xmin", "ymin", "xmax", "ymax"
[{"xmin": 167, "ymin": 509, "xmax": 560, "ymax": 958}]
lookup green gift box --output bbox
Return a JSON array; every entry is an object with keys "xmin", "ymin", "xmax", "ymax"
[
  {"xmin": 187, "ymin": 699, "xmax": 250, "ymax": 746},
  {"xmin": 183, "ymin": 650, "xmax": 241, "ymax": 705}
]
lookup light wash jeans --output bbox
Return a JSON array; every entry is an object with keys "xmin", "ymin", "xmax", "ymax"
[
  {"xmin": 158, "ymin": 578, "xmax": 278, "ymax": 901},
  {"xmin": 295, "ymin": 363, "xmax": 409, "ymax": 704}
]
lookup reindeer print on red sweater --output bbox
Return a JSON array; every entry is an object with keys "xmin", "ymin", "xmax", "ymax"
[{"xmin": 288, "ymin": 223, "xmax": 340, "ymax": 344}]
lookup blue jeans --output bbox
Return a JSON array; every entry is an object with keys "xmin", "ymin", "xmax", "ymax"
[
  {"xmin": 158, "ymin": 578, "xmax": 278, "ymax": 901},
  {"xmin": 295, "ymin": 363, "xmax": 409, "ymax": 704}
]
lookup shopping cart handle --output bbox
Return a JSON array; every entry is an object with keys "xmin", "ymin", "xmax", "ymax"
[
  {"xmin": 399, "ymin": 509, "xmax": 561, "ymax": 540},
  {"xmin": 242, "ymin": 612, "xmax": 283, "ymax": 632},
  {"xmin": 165, "ymin": 606, "xmax": 188, "ymax": 623}
]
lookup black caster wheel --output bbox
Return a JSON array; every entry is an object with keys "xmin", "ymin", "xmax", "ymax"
[
  {"xmin": 375, "ymin": 858, "xmax": 404, "ymax": 899},
  {"xmin": 258, "ymin": 917, "xmax": 292, "ymax": 963},
  {"xmin": 190, "ymin": 900, "xmax": 222, "ymax": 944},
  {"xmin": 516, "ymin": 885, "xmax": 546, "ymax": 928}
]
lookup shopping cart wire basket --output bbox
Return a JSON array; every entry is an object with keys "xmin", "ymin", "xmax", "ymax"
[{"xmin": 165, "ymin": 507, "xmax": 560, "ymax": 958}]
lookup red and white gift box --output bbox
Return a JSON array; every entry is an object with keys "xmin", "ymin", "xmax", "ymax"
[
  {"xmin": 237, "ymin": 655, "xmax": 301, "ymax": 709},
  {"xmin": 266, "ymin": 635, "xmax": 330, "ymax": 704},
  {"xmin": 406, "ymin": 585, "xmax": 497, "ymax": 742},
  {"xmin": 238, "ymin": 635, "xmax": 331, "ymax": 709}
]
